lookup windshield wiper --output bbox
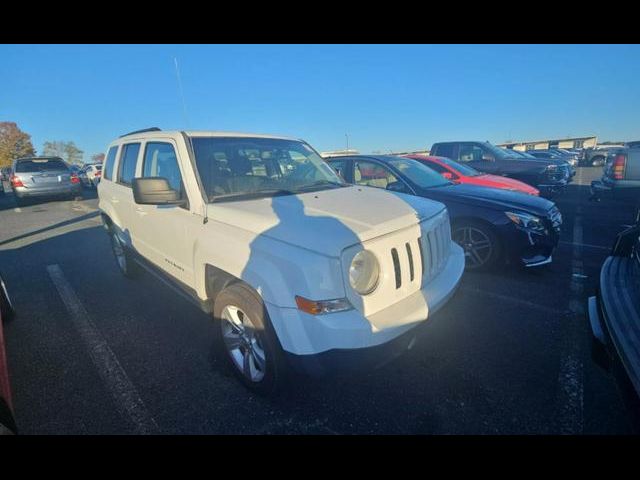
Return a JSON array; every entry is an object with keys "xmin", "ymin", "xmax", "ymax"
[
  {"xmin": 294, "ymin": 180, "xmax": 347, "ymax": 192},
  {"xmin": 210, "ymin": 189, "xmax": 295, "ymax": 203}
]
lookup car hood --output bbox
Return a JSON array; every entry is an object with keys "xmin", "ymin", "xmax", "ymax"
[
  {"xmin": 503, "ymin": 156, "xmax": 567, "ymax": 168},
  {"xmin": 207, "ymin": 185, "xmax": 445, "ymax": 257},
  {"xmin": 473, "ymin": 174, "xmax": 539, "ymax": 193},
  {"xmin": 420, "ymin": 183, "xmax": 554, "ymax": 216}
]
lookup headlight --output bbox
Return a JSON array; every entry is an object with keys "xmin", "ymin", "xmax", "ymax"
[
  {"xmin": 505, "ymin": 211, "xmax": 547, "ymax": 234},
  {"xmin": 349, "ymin": 250, "xmax": 380, "ymax": 295}
]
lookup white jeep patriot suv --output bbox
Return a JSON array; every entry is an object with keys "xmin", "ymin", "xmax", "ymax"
[{"xmin": 98, "ymin": 128, "xmax": 465, "ymax": 394}]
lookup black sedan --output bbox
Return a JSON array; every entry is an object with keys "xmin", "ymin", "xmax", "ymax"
[{"xmin": 326, "ymin": 155, "xmax": 563, "ymax": 271}]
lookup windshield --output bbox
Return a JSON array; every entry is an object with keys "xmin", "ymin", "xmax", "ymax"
[
  {"xmin": 15, "ymin": 158, "xmax": 68, "ymax": 173},
  {"xmin": 434, "ymin": 156, "xmax": 482, "ymax": 177},
  {"xmin": 190, "ymin": 137, "xmax": 345, "ymax": 201},
  {"xmin": 388, "ymin": 157, "xmax": 451, "ymax": 188}
]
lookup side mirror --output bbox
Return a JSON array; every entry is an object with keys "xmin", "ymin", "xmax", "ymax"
[
  {"xmin": 132, "ymin": 177, "xmax": 184, "ymax": 205},
  {"xmin": 386, "ymin": 181, "xmax": 408, "ymax": 193}
]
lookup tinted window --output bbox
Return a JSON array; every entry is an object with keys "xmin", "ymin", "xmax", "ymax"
[
  {"xmin": 103, "ymin": 146, "xmax": 118, "ymax": 181},
  {"xmin": 421, "ymin": 160, "xmax": 448, "ymax": 174},
  {"xmin": 117, "ymin": 143, "xmax": 141, "ymax": 186},
  {"xmin": 142, "ymin": 142, "xmax": 184, "ymax": 195},
  {"xmin": 327, "ymin": 158, "xmax": 348, "ymax": 180},
  {"xmin": 434, "ymin": 143, "xmax": 455, "ymax": 159},
  {"xmin": 15, "ymin": 158, "xmax": 68, "ymax": 173}
]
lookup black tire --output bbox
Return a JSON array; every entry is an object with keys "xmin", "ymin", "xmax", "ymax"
[
  {"xmin": 108, "ymin": 226, "xmax": 138, "ymax": 278},
  {"xmin": 14, "ymin": 197, "xmax": 27, "ymax": 208},
  {"xmin": 451, "ymin": 220, "xmax": 502, "ymax": 271},
  {"xmin": 213, "ymin": 283, "xmax": 288, "ymax": 396}
]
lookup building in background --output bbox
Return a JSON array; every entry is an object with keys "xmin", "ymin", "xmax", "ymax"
[
  {"xmin": 321, "ymin": 149, "xmax": 360, "ymax": 157},
  {"xmin": 498, "ymin": 136, "xmax": 598, "ymax": 151}
]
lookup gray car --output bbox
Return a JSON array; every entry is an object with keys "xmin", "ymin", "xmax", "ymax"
[{"xmin": 11, "ymin": 156, "xmax": 82, "ymax": 206}]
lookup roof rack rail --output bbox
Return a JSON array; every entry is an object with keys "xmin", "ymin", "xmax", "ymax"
[{"xmin": 119, "ymin": 127, "xmax": 161, "ymax": 138}]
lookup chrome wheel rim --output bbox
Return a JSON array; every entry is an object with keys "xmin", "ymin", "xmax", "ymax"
[
  {"xmin": 110, "ymin": 231, "xmax": 127, "ymax": 272},
  {"xmin": 221, "ymin": 305, "xmax": 266, "ymax": 383},
  {"xmin": 453, "ymin": 226, "xmax": 493, "ymax": 268}
]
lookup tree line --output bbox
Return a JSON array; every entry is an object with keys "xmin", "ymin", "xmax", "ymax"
[{"xmin": 0, "ymin": 121, "xmax": 104, "ymax": 169}]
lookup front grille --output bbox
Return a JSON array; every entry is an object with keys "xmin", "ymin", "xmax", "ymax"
[
  {"xmin": 384, "ymin": 213, "xmax": 451, "ymax": 291},
  {"xmin": 420, "ymin": 214, "xmax": 451, "ymax": 282},
  {"xmin": 546, "ymin": 165, "xmax": 569, "ymax": 182}
]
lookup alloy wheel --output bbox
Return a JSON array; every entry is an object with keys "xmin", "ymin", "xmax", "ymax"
[
  {"xmin": 452, "ymin": 226, "xmax": 493, "ymax": 268},
  {"xmin": 110, "ymin": 231, "xmax": 127, "ymax": 273},
  {"xmin": 221, "ymin": 305, "xmax": 266, "ymax": 382}
]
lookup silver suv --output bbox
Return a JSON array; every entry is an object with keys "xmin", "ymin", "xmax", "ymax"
[{"xmin": 10, "ymin": 157, "xmax": 82, "ymax": 205}]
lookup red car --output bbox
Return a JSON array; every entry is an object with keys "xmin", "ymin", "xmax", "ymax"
[
  {"xmin": 404, "ymin": 155, "xmax": 540, "ymax": 196},
  {"xmin": 0, "ymin": 273, "xmax": 16, "ymax": 435}
]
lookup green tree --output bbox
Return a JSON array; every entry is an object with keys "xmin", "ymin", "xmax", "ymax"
[
  {"xmin": 91, "ymin": 153, "xmax": 105, "ymax": 163},
  {"xmin": 42, "ymin": 140, "xmax": 84, "ymax": 165},
  {"xmin": 0, "ymin": 122, "xmax": 36, "ymax": 168}
]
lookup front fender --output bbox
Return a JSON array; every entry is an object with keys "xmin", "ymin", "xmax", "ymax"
[{"xmin": 193, "ymin": 222, "xmax": 346, "ymax": 308}]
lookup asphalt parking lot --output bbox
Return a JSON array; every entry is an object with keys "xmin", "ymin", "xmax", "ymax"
[{"xmin": 1, "ymin": 167, "xmax": 638, "ymax": 434}]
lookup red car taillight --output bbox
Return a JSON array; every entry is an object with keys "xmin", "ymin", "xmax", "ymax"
[
  {"xmin": 612, "ymin": 154, "xmax": 627, "ymax": 180},
  {"xmin": 10, "ymin": 174, "xmax": 23, "ymax": 188},
  {"xmin": 70, "ymin": 174, "xmax": 80, "ymax": 184}
]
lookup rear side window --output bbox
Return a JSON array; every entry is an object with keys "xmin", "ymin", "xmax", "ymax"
[
  {"xmin": 117, "ymin": 143, "xmax": 141, "ymax": 186},
  {"xmin": 15, "ymin": 158, "xmax": 68, "ymax": 172},
  {"xmin": 433, "ymin": 143, "xmax": 456, "ymax": 159},
  {"xmin": 142, "ymin": 142, "xmax": 184, "ymax": 196},
  {"xmin": 103, "ymin": 146, "xmax": 118, "ymax": 181}
]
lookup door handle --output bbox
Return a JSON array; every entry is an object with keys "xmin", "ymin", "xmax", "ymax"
[
  {"xmin": 135, "ymin": 207, "xmax": 148, "ymax": 216},
  {"xmin": 111, "ymin": 197, "xmax": 119, "ymax": 204}
]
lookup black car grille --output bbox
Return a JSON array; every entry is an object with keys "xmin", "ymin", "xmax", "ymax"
[{"xmin": 546, "ymin": 165, "xmax": 570, "ymax": 183}]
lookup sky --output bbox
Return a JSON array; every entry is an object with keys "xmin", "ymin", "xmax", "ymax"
[{"xmin": 1, "ymin": 44, "xmax": 639, "ymax": 160}]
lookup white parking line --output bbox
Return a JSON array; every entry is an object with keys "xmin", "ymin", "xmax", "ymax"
[
  {"xmin": 13, "ymin": 207, "xmax": 21, "ymax": 213},
  {"xmin": 46, "ymin": 264, "xmax": 159, "ymax": 435},
  {"xmin": 559, "ymin": 240, "xmax": 609, "ymax": 251},
  {"xmin": 556, "ymin": 169, "xmax": 584, "ymax": 434}
]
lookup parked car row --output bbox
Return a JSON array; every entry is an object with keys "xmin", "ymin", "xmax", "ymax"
[{"xmin": 429, "ymin": 141, "xmax": 573, "ymax": 197}]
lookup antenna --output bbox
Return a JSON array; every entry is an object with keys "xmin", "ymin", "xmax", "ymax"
[{"xmin": 173, "ymin": 56, "xmax": 190, "ymax": 128}]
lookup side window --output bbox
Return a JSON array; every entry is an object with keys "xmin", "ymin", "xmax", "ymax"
[
  {"xmin": 117, "ymin": 143, "xmax": 141, "ymax": 187},
  {"xmin": 354, "ymin": 160, "xmax": 398, "ymax": 189},
  {"xmin": 434, "ymin": 144, "xmax": 455, "ymax": 159},
  {"xmin": 103, "ymin": 146, "xmax": 119, "ymax": 181},
  {"xmin": 142, "ymin": 142, "xmax": 184, "ymax": 196},
  {"xmin": 458, "ymin": 145, "xmax": 484, "ymax": 163},
  {"xmin": 328, "ymin": 159, "xmax": 347, "ymax": 180}
]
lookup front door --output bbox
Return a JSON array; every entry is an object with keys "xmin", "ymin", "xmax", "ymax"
[{"xmin": 130, "ymin": 140, "xmax": 197, "ymax": 286}]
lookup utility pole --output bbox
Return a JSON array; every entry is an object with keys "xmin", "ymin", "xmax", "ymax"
[{"xmin": 345, "ymin": 133, "xmax": 349, "ymax": 153}]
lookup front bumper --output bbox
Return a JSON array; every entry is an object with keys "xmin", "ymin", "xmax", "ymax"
[
  {"xmin": 268, "ymin": 243, "xmax": 466, "ymax": 376},
  {"xmin": 13, "ymin": 184, "xmax": 81, "ymax": 198},
  {"xmin": 499, "ymin": 221, "xmax": 560, "ymax": 268},
  {"xmin": 538, "ymin": 179, "xmax": 568, "ymax": 197}
]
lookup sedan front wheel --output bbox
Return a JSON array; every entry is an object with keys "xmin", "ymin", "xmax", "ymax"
[{"xmin": 452, "ymin": 221, "xmax": 502, "ymax": 271}]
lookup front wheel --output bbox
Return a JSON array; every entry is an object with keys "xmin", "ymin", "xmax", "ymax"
[
  {"xmin": 452, "ymin": 221, "xmax": 502, "ymax": 271},
  {"xmin": 213, "ymin": 283, "xmax": 288, "ymax": 395}
]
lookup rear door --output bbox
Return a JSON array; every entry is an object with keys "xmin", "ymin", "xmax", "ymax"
[{"xmin": 109, "ymin": 142, "xmax": 142, "ymax": 248}]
